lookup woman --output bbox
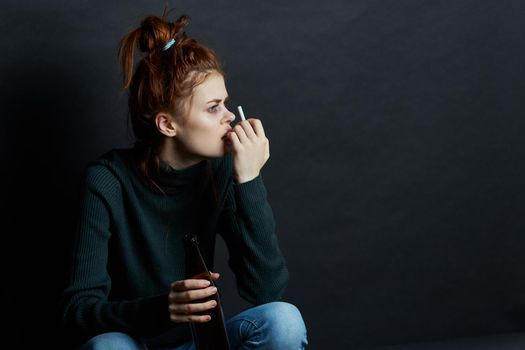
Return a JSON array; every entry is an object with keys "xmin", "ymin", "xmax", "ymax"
[{"xmin": 60, "ymin": 10, "xmax": 308, "ymax": 350}]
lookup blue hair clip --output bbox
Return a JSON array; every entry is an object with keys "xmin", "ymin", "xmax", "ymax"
[{"xmin": 162, "ymin": 38, "xmax": 176, "ymax": 51}]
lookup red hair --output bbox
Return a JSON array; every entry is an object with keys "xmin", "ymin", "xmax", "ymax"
[{"xmin": 117, "ymin": 9, "xmax": 224, "ymax": 191}]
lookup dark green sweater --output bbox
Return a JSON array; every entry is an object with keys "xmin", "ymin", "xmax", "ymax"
[{"xmin": 60, "ymin": 148, "xmax": 289, "ymax": 346}]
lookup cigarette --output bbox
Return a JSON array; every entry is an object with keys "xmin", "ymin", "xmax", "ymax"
[{"xmin": 237, "ymin": 106, "xmax": 246, "ymax": 121}]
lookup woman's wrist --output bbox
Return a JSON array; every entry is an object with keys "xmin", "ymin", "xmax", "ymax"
[{"xmin": 234, "ymin": 173, "xmax": 259, "ymax": 184}]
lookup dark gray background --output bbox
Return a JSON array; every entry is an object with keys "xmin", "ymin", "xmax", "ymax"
[{"xmin": 2, "ymin": 1, "xmax": 525, "ymax": 349}]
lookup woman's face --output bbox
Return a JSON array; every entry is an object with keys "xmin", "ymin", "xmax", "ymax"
[{"xmin": 174, "ymin": 72, "xmax": 236, "ymax": 162}]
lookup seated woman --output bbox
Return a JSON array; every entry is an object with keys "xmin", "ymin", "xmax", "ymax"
[{"xmin": 59, "ymin": 9, "xmax": 308, "ymax": 350}]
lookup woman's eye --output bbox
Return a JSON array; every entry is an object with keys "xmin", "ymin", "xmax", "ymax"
[{"xmin": 209, "ymin": 105, "xmax": 220, "ymax": 113}]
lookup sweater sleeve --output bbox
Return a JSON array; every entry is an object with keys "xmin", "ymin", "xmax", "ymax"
[
  {"xmin": 217, "ymin": 174, "xmax": 289, "ymax": 305},
  {"xmin": 59, "ymin": 164, "xmax": 173, "ymax": 343}
]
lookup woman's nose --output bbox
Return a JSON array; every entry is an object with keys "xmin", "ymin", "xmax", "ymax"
[{"xmin": 224, "ymin": 109, "xmax": 236, "ymax": 123}]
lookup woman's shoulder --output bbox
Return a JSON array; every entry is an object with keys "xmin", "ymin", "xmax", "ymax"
[
  {"xmin": 90, "ymin": 148, "xmax": 133, "ymax": 165},
  {"xmin": 85, "ymin": 148, "xmax": 133, "ymax": 169},
  {"xmin": 82, "ymin": 148, "xmax": 135, "ymax": 189}
]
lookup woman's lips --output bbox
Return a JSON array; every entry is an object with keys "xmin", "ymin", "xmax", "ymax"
[{"xmin": 222, "ymin": 128, "xmax": 233, "ymax": 140}]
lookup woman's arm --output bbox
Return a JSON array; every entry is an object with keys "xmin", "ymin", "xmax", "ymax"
[
  {"xmin": 217, "ymin": 173, "xmax": 289, "ymax": 305},
  {"xmin": 59, "ymin": 164, "xmax": 172, "ymax": 342}
]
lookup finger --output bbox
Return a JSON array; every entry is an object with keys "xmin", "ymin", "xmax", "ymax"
[
  {"xmin": 210, "ymin": 272, "xmax": 220, "ymax": 281},
  {"xmin": 229, "ymin": 131, "xmax": 241, "ymax": 150},
  {"xmin": 233, "ymin": 123, "xmax": 248, "ymax": 143},
  {"xmin": 170, "ymin": 313, "xmax": 212, "ymax": 323},
  {"xmin": 238, "ymin": 120, "xmax": 257, "ymax": 139},
  {"xmin": 170, "ymin": 286, "xmax": 218, "ymax": 303},
  {"xmin": 171, "ymin": 279, "xmax": 211, "ymax": 292},
  {"xmin": 169, "ymin": 299, "xmax": 217, "ymax": 315},
  {"xmin": 248, "ymin": 119, "xmax": 266, "ymax": 138}
]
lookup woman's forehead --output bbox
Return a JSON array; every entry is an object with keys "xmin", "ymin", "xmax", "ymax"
[{"xmin": 192, "ymin": 73, "xmax": 228, "ymax": 103}]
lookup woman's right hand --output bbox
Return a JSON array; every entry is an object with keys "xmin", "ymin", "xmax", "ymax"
[{"xmin": 168, "ymin": 272, "xmax": 220, "ymax": 323}]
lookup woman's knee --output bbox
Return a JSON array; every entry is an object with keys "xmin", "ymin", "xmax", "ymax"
[
  {"xmin": 260, "ymin": 301, "xmax": 308, "ymax": 347},
  {"xmin": 79, "ymin": 332, "xmax": 145, "ymax": 350}
]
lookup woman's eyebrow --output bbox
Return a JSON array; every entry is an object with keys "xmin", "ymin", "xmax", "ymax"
[{"xmin": 206, "ymin": 96, "xmax": 230, "ymax": 104}]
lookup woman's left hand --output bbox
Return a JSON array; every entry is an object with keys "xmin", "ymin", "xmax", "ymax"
[{"xmin": 226, "ymin": 118, "xmax": 270, "ymax": 184}]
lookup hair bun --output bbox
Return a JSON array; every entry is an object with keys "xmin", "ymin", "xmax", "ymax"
[{"xmin": 138, "ymin": 15, "xmax": 190, "ymax": 53}]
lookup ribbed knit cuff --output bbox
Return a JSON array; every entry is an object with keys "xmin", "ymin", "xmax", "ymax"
[
  {"xmin": 135, "ymin": 292, "xmax": 173, "ymax": 335},
  {"xmin": 233, "ymin": 174, "xmax": 267, "ymax": 206}
]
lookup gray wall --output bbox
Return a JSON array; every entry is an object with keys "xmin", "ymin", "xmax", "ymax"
[{"xmin": 2, "ymin": 1, "xmax": 525, "ymax": 349}]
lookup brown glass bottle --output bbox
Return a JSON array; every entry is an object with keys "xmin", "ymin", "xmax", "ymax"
[{"xmin": 184, "ymin": 234, "xmax": 231, "ymax": 350}]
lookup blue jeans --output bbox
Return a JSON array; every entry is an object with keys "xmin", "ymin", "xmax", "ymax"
[{"xmin": 80, "ymin": 301, "xmax": 308, "ymax": 350}]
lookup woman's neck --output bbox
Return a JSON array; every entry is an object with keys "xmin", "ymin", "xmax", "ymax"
[{"xmin": 157, "ymin": 137, "xmax": 204, "ymax": 170}]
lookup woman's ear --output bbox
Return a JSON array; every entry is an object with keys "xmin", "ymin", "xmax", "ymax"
[{"xmin": 155, "ymin": 112, "xmax": 177, "ymax": 137}]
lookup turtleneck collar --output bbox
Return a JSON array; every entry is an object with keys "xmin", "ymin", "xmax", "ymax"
[{"xmin": 155, "ymin": 159, "xmax": 208, "ymax": 193}]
